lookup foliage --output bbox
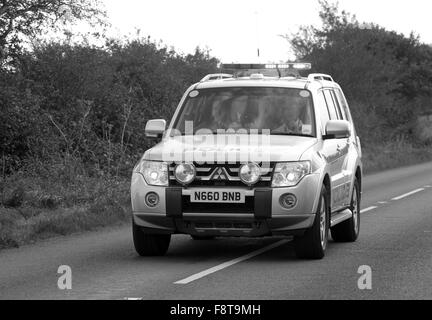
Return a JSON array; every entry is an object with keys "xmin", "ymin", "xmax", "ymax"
[
  {"xmin": 0, "ymin": 0, "xmax": 106, "ymax": 66},
  {"xmin": 0, "ymin": 38, "xmax": 219, "ymax": 178},
  {"xmin": 285, "ymin": 0, "xmax": 432, "ymax": 144},
  {"xmin": 0, "ymin": 32, "xmax": 218, "ymax": 247}
]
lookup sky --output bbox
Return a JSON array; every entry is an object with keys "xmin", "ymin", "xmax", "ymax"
[{"xmin": 102, "ymin": 0, "xmax": 432, "ymax": 62}]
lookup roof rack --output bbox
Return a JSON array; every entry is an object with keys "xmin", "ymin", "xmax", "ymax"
[
  {"xmin": 308, "ymin": 73, "xmax": 334, "ymax": 82},
  {"xmin": 200, "ymin": 73, "xmax": 233, "ymax": 82}
]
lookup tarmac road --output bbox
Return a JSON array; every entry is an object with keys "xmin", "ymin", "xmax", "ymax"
[{"xmin": 1, "ymin": 162, "xmax": 431, "ymax": 300}]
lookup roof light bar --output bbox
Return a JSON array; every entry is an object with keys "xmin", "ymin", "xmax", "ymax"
[{"xmin": 222, "ymin": 63, "xmax": 311, "ymax": 71}]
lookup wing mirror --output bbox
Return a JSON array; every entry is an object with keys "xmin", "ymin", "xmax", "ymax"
[
  {"xmin": 324, "ymin": 120, "xmax": 351, "ymax": 139},
  {"xmin": 145, "ymin": 119, "xmax": 166, "ymax": 139}
]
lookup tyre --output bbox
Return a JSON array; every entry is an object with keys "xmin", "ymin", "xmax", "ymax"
[
  {"xmin": 132, "ymin": 220, "xmax": 171, "ymax": 256},
  {"xmin": 294, "ymin": 185, "xmax": 329, "ymax": 260},
  {"xmin": 191, "ymin": 235, "xmax": 216, "ymax": 241},
  {"xmin": 331, "ymin": 179, "xmax": 361, "ymax": 242}
]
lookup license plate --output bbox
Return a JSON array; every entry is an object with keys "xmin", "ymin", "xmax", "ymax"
[{"xmin": 191, "ymin": 190, "xmax": 245, "ymax": 204}]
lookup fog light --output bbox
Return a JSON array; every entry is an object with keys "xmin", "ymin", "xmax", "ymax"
[
  {"xmin": 279, "ymin": 194, "xmax": 297, "ymax": 209},
  {"xmin": 174, "ymin": 163, "xmax": 196, "ymax": 185},
  {"xmin": 145, "ymin": 192, "xmax": 159, "ymax": 208},
  {"xmin": 239, "ymin": 162, "xmax": 261, "ymax": 186}
]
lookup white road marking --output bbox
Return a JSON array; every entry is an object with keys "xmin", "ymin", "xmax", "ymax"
[
  {"xmin": 361, "ymin": 206, "xmax": 378, "ymax": 214},
  {"xmin": 174, "ymin": 185, "xmax": 429, "ymax": 284},
  {"xmin": 391, "ymin": 188, "xmax": 425, "ymax": 201},
  {"xmin": 174, "ymin": 240, "xmax": 290, "ymax": 285}
]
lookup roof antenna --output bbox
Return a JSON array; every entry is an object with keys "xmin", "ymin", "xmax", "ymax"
[{"xmin": 254, "ymin": 10, "xmax": 260, "ymax": 60}]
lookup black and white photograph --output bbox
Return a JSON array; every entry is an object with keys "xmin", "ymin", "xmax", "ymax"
[{"xmin": 1, "ymin": 0, "xmax": 432, "ymax": 308}]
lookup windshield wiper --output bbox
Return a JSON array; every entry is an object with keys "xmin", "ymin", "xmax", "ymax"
[
  {"xmin": 270, "ymin": 133, "xmax": 315, "ymax": 138},
  {"xmin": 176, "ymin": 130, "xmax": 250, "ymax": 136},
  {"xmin": 173, "ymin": 131, "xmax": 315, "ymax": 138}
]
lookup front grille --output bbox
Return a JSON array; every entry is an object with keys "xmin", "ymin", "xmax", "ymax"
[
  {"xmin": 182, "ymin": 196, "xmax": 254, "ymax": 214},
  {"xmin": 169, "ymin": 162, "xmax": 275, "ymax": 187}
]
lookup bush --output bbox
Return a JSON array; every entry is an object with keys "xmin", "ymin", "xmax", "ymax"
[
  {"xmin": 0, "ymin": 37, "xmax": 219, "ymax": 248},
  {"xmin": 0, "ymin": 38, "xmax": 219, "ymax": 179}
]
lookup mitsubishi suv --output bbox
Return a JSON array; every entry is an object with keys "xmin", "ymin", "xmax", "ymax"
[{"xmin": 131, "ymin": 63, "xmax": 362, "ymax": 259}]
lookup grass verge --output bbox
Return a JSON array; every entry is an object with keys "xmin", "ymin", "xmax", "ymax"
[
  {"xmin": 362, "ymin": 143, "xmax": 432, "ymax": 174},
  {"xmin": 0, "ymin": 173, "xmax": 130, "ymax": 249}
]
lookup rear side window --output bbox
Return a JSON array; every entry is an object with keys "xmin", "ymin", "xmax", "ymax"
[
  {"xmin": 323, "ymin": 90, "xmax": 339, "ymax": 120},
  {"xmin": 334, "ymin": 89, "xmax": 352, "ymax": 123},
  {"xmin": 330, "ymin": 90, "xmax": 345, "ymax": 120}
]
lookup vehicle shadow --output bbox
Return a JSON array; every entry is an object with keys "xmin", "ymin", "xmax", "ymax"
[{"xmin": 129, "ymin": 236, "xmax": 301, "ymax": 263}]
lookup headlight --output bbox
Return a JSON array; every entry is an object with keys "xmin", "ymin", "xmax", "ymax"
[
  {"xmin": 174, "ymin": 163, "xmax": 196, "ymax": 185},
  {"xmin": 239, "ymin": 163, "xmax": 261, "ymax": 186},
  {"xmin": 137, "ymin": 160, "xmax": 168, "ymax": 186},
  {"xmin": 272, "ymin": 161, "xmax": 311, "ymax": 187}
]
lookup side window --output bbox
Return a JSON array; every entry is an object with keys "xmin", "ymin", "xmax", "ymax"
[
  {"xmin": 330, "ymin": 90, "xmax": 345, "ymax": 120},
  {"xmin": 323, "ymin": 90, "xmax": 339, "ymax": 120},
  {"xmin": 316, "ymin": 91, "xmax": 330, "ymax": 133},
  {"xmin": 334, "ymin": 89, "xmax": 352, "ymax": 123}
]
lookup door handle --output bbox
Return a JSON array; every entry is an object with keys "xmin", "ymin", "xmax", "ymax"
[{"xmin": 336, "ymin": 144, "xmax": 342, "ymax": 152}]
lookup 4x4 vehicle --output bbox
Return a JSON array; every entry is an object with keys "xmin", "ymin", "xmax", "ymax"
[{"xmin": 131, "ymin": 63, "xmax": 362, "ymax": 259}]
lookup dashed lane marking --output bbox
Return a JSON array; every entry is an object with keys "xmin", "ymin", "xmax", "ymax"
[
  {"xmin": 361, "ymin": 206, "xmax": 378, "ymax": 214},
  {"xmin": 391, "ymin": 188, "xmax": 425, "ymax": 201},
  {"xmin": 174, "ymin": 239, "xmax": 290, "ymax": 285}
]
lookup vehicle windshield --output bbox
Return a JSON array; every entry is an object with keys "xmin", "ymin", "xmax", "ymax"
[{"xmin": 172, "ymin": 87, "xmax": 315, "ymax": 137}]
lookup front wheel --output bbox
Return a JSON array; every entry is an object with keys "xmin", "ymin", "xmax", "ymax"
[
  {"xmin": 294, "ymin": 185, "xmax": 329, "ymax": 260},
  {"xmin": 331, "ymin": 179, "xmax": 361, "ymax": 242},
  {"xmin": 132, "ymin": 220, "xmax": 171, "ymax": 256}
]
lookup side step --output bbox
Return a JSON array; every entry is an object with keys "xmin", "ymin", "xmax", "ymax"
[{"xmin": 330, "ymin": 209, "xmax": 353, "ymax": 227}]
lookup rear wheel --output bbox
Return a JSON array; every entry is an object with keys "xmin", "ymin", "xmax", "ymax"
[
  {"xmin": 132, "ymin": 220, "xmax": 171, "ymax": 256},
  {"xmin": 191, "ymin": 235, "xmax": 216, "ymax": 241},
  {"xmin": 331, "ymin": 179, "xmax": 361, "ymax": 242},
  {"xmin": 294, "ymin": 185, "xmax": 329, "ymax": 260}
]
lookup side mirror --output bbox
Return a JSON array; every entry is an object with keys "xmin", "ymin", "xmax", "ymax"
[
  {"xmin": 324, "ymin": 120, "xmax": 351, "ymax": 139},
  {"xmin": 145, "ymin": 119, "xmax": 166, "ymax": 139}
]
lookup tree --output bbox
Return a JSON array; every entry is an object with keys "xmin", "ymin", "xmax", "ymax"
[
  {"xmin": 0, "ymin": 0, "xmax": 105, "ymax": 65},
  {"xmin": 284, "ymin": 0, "xmax": 432, "ymax": 141}
]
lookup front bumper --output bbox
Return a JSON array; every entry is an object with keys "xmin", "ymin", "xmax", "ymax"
[
  {"xmin": 131, "ymin": 172, "xmax": 321, "ymax": 237},
  {"xmin": 133, "ymin": 213, "xmax": 315, "ymax": 237}
]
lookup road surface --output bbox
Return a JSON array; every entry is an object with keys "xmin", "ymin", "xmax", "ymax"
[{"xmin": 1, "ymin": 162, "xmax": 432, "ymax": 300}]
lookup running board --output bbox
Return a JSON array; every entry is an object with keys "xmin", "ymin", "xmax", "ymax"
[{"xmin": 330, "ymin": 209, "xmax": 353, "ymax": 227}]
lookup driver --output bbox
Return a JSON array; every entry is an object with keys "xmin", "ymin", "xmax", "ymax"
[
  {"xmin": 227, "ymin": 95, "xmax": 248, "ymax": 130},
  {"xmin": 273, "ymin": 97, "xmax": 304, "ymax": 134}
]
